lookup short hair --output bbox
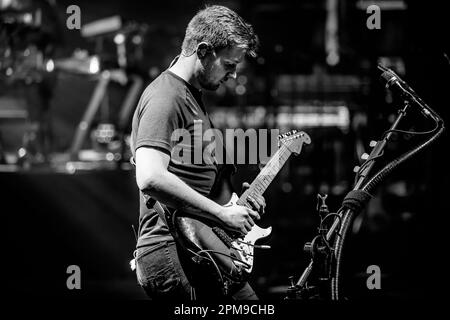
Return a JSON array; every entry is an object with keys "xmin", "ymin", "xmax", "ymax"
[{"xmin": 181, "ymin": 5, "xmax": 259, "ymax": 58}]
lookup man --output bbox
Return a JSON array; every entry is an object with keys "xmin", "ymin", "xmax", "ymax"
[{"xmin": 130, "ymin": 5, "xmax": 265, "ymax": 300}]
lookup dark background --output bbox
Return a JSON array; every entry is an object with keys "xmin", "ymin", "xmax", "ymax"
[{"xmin": 1, "ymin": 0, "xmax": 449, "ymax": 300}]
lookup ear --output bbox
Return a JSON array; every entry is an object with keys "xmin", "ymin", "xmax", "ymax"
[{"xmin": 196, "ymin": 42, "xmax": 211, "ymax": 59}]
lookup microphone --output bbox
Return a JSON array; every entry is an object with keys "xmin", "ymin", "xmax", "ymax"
[
  {"xmin": 378, "ymin": 65, "xmax": 415, "ymax": 96},
  {"xmin": 378, "ymin": 65, "xmax": 442, "ymax": 123}
]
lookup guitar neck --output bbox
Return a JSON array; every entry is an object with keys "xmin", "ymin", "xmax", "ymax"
[{"xmin": 236, "ymin": 144, "xmax": 292, "ymax": 206}]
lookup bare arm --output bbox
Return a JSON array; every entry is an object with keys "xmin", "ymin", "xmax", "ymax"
[{"xmin": 135, "ymin": 147, "xmax": 260, "ymax": 234}]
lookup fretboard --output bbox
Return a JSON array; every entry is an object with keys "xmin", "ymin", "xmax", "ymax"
[{"xmin": 236, "ymin": 143, "xmax": 292, "ymax": 206}]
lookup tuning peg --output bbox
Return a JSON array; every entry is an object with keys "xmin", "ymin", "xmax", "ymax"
[
  {"xmin": 361, "ymin": 153, "xmax": 369, "ymax": 160},
  {"xmin": 353, "ymin": 165, "xmax": 360, "ymax": 173}
]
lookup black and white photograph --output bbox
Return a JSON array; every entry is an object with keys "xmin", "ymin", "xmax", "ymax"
[{"xmin": 1, "ymin": 0, "xmax": 448, "ymax": 316}]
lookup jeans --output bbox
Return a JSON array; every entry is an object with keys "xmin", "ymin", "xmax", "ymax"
[{"xmin": 135, "ymin": 241, "xmax": 258, "ymax": 301}]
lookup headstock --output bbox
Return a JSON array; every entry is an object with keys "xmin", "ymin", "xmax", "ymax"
[{"xmin": 278, "ymin": 130, "xmax": 311, "ymax": 155}]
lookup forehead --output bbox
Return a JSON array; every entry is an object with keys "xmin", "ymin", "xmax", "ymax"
[{"xmin": 216, "ymin": 46, "xmax": 246, "ymax": 63}]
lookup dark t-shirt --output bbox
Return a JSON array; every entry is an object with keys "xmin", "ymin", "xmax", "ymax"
[{"xmin": 131, "ymin": 70, "xmax": 223, "ymax": 248}]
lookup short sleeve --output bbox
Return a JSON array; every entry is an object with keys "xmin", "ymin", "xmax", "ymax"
[{"xmin": 134, "ymin": 90, "xmax": 183, "ymax": 155}]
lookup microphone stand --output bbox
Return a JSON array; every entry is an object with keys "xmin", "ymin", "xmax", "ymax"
[
  {"xmin": 286, "ymin": 63, "xmax": 445, "ymax": 300},
  {"xmin": 286, "ymin": 99, "xmax": 430, "ymax": 300}
]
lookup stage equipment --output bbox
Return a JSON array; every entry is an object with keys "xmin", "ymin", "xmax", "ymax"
[{"xmin": 286, "ymin": 64, "xmax": 445, "ymax": 300}]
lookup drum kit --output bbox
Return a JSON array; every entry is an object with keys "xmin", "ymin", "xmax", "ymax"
[{"xmin": 0, "ymin": 1, "xmax": 146, "ymax": 169}]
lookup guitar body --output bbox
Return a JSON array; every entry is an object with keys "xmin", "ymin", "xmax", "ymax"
[
  {"xmin": 173, "ymin": 193, "xmax": 272, "ymax": 283},
  {"xmin": 170, "ymin": 130, "xmax": 311, "ymax": 293}
]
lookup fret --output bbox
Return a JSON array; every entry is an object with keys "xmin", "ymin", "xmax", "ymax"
[
  {"xmin": 235, "ymin": 130, "xmax": 309, "ymax": 207},
  {"xmin": 239, "ymin": 143, "xmax": 292, "ymax": 202}
]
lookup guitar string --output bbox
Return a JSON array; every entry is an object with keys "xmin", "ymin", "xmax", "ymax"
[
  {"xmin": 231, "ymin": 143, "xmax": 291, "ymax": 259},
  {"xmin": 240, "ymin": 143, "xmax": 288, "ymax": 200},
  {"xmin": 258, "ymin": 142, "xmax": 290, "ymax": 186},
  {"xmin": 246, "ymin": 142, "xmax": 291, "ymax": 198}
]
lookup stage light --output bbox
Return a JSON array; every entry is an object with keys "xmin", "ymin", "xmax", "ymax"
[
  {"xmin": 45, "ymin": 59, "xmax": 55, "ymax": 72},
  {"xmin": 236, "ymin": 85, "xmax": 246, "ymax": 95},
  {"xmin": 114, "ymin": 33, "xmax": 125, "ymax": 45},
  {"xmin": 89, "ymin": 56, "xmax": 100, "ymax": 74}
]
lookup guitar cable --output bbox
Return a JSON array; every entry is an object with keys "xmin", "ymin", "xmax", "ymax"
[
  {"xmin": 187, "ymin": 247, "xmax": 225, "ymax": 286},
  {"xmin": 187, "ymin": 246, "xmax": 253, "ymax": 289},
  {"xmin": 235, "ymin": 240, "xmax": 271, "ymax": 251},
  {"xmin": 354, "ymin": 121, "xmax": 440, "ymax": 185},
  {"xmin": 194, "ymin": 249, "xmax": 252, "ymax": 269},
  {"xmin": 331, "ymin": 117, "xmax": 444, "ymax": 300}
]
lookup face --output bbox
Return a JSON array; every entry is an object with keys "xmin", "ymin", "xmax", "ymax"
[{"xmin": 197, "ymin": 46, "xmax": 246, "ymax": 91}]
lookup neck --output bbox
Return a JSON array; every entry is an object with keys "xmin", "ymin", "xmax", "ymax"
[
  {"xmin": 168, "ymin": 54, "xmax": 201, "ymax": 90},
  {"xmin": 236, "ymin": 143, "xmax": 292, "ymax": 207}
]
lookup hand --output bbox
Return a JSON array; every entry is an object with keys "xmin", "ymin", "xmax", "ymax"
[
  {"xmin": 218, "ymin": 203, "xmax": 260, "ymax": 235},
  {"xmin": 241, "ymin": 182, "xmax": 266, "ymax": 215}
]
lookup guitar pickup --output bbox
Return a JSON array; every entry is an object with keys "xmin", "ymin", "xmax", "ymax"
[{"xmin": 232, "ymin": 248, "xmax": 254, "ymax": 257}]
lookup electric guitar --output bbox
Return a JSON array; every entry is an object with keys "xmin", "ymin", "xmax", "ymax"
[{"xmin": 170, "ymin": 130, "xmax": 311, "ymax": 290}]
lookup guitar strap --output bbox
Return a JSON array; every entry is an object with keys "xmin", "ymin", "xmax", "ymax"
[
  {"xmin": 147, "ymin": 197, "xmax": 181, "ymax": 243},
  {"xmin": 153, "ymin": 200, "xmax": 170, "ymax": 227},
  {"xmin": 151, "ymin": 199, "xmax": 202, "ymax": 300}
]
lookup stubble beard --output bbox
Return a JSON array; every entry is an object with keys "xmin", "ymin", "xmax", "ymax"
[{"xmin": 198, "ymin": 61, "xmax": 220, "ymax": 91}]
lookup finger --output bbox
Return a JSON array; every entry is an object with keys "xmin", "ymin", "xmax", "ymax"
[
  {"xmin": 247, "ymin": 217, "xmax": 255, "ymax": 227},
  {"xmin": 242, "ymin": 182, "xmax": 251, "ymax": 189},
  {"xmin": 241, "ymin": 182, "xmax": 251, "ymax": 193},
  {"xmin": 258, "ymin": 195, "xmax": 266, "ymax": 208},
  {"xmin": 246, "ymin": 207, "xmax": 260, "ymax": 220},
  {"xmin": 253, "ymin": 194, "xmax": 265, "ymax": 209},
  {"xmin": 255, "ymin": 195, "xmax": 266, "ymax": 214},
  {"xmin": 244, "ymin": 221, "xmax": 252, "ymax": 231},
  {"xmin": 248, "ymin": 196, "xmax": 260, "ymax": 211}
]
